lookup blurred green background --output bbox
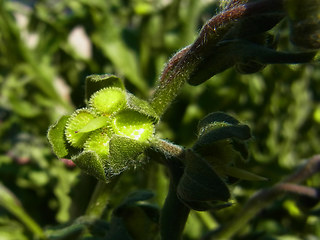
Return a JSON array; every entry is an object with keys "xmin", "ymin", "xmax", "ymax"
[{"xmin": 0, "ymin": 0, "xmax": 320, "ymax": 239}]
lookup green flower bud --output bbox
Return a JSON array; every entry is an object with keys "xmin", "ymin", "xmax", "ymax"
[
  {"xmin": 89, "ymin": 87, "xmax": 126, "ymax": 115},
  {"xmin": 48, "ymin": 74, "xmax": 158, "ymax": 182},
  {"xmin": 65, "ymin": 109, "xmax": 95, "ymax": 148}
]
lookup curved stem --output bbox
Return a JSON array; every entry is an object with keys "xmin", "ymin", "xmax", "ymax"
[
  {"xmin": 77, "ymin": 178, "xmax": 120, "ymax": 239},
  {"xmin": 160, "ymin": 181, "xmax": 190, "ymax": 240},
  {"xmin": 150, "ymin": 138, "xmax": 190, "ymax": 239},
  {"xmin": 149, "ymin": 0, "xmax": 284, "ymax": 116},
  {"xmin": 85, "ymin": 177, "xmax": 119, "ymax": 218},
  {"xmin": 202, "ymin": 155, "xmax": 320, "ymax": 240}
]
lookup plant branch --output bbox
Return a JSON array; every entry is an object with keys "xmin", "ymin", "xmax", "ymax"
[
  {"xmin": 85, "ymin": 177, "xmax": 119, "ymax": 218},
  {"xmin": 282, "ymin": 155, "xmax": 320, "ymax": 184},
  {"xmin": 202, "ymin": 155, "xmax": 320, "ymax": 240},
  {"xmin": 148, "ymin": 138, "xmax": 190, "ymax": 239},
  {"xmin": 150, "ymin": 0, "xmax": 284, "ymax": 116},
  {"xmin": 160, "ymin": 181, "xmax": 190, "ymax": 240}
]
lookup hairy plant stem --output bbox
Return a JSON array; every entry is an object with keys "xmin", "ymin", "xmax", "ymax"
[
  {"xmin": 149, "ymin": 138, "xmax": 190, "ymax": 239},
  {"xmin": 160, "ymin": 181, "xmax": 190, "ymax": 240},
  {"xmin": 85, "ymin": 177, "xmax": 119, "ymax": 218},
  {"xmin": 77, "ymin": 178, "xmax": 119, "ymax": 238},
  {"xmin": 149, "ymin": 0, "xmax": 284, "ymax": 116}
]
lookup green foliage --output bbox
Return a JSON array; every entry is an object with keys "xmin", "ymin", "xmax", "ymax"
[{"xmin": 0, "ymin": 0, "xmax": 320, "ymax": 240}]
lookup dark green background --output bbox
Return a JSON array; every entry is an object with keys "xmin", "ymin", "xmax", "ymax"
[{"xmin": 0, "ymin": 0, "xmax": 319, "ymax": 239}]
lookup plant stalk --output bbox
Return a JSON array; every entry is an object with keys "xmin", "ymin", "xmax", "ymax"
[
  {"xmin": 202, "ymin": 155, "xmax": 320, "ymax": 240},
  {"xmin": 149, "ymin": 0, "xmax": 284, "ymax": 116},
  {"xmin": 160, "ymin": 181, "xmax": 190, "ymax": 240},
  {"xmin": 85, "ymin": 177, "xmax": 119, "ymax": 218}
]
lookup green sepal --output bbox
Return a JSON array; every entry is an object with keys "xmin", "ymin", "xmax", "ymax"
[
  {"xmin": 125, "ymin": 92, "xmax": 159, "ymax": 123},
  {"xmin": 111, "ymin": 110, "xmax": 154, "ymax": 141},
  {"xmin": 78, "ymin": 116, "xmax": 109, "ymax": 133},
  {"xmin": 177, "ymin": 150, "xmax": 230, "ymax": 211},
  {"xmin": 85, "ymin": 74, "xmax": 125, "ymax": 102},
  {"xmin": 65, "ymin": 108, "xmax": 96, "ymax": 148},
  {"xmin": 83, "ymin": 128, "xmax": 111, "ymax": 158},
  {"xmin": 107, "ymin": 135, "xmax": 148, "ymax": 177},
  {"xmin": 72, "ymin": 151, "xmax": 107, "ymax": 182},
  {"xmin": 47, "ymin": 115, "xmax": 70, "ymax": 158},
  {"xmin": 89, "ymin": 87, "xmax": 127, "ymax": 116}
]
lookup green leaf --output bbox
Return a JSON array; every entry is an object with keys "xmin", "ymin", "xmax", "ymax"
[
  {"xmin": 198, "ymin": 112, "xmax": 239, "ymax": 133},
  {"xmin": 188, "ymin": 40, "xmax": 316, "ymax": 85},
  {"xmin": 0, "ymin": 217, "xmax": 28, "ymax": 240},
  {"xmin": 193, "ymin": 125, "xmax": 251, "ymax": 153},
  {"xmin": 194, "ymin": 112, "xmax": 252, "ymax": 160},
  {"xmin": 0, "ymin": 183, "xmax": 45, "ymax": 238},
  {"xmin": 85, "ymin": 74, "xmax": 125, "ymax": 102},
  {"xmin": 177, "ymin": 150, "xmax": 230, "ymax": 211},
  {"xmin": 47, "ymin": 115, "xmax": 70, "ymax": 158},
  {"xmin": 224, "ymin": 166, "xmax": 267, "ymax": 181},
  {"xmin": 9, "ymin": 98, "xmax": 41, "ymax": 118},
  {"xmin": 91, "ymin": 14, "xmax": 148, "ymax": 93},
  {"xmin": 72, "ymin": 151, "xmax": 107, "ymax": 182}
]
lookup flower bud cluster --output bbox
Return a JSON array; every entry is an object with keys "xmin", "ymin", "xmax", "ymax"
[{"xmin": 48, "ymin": 75, "xmax": 158, "ymax": 181}]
